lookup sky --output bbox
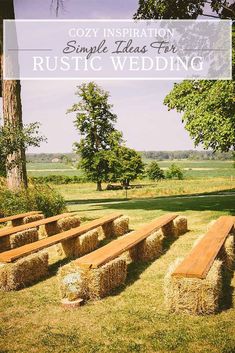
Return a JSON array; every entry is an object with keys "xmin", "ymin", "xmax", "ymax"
[{"xmin": 1, "ymin": 0, "xmax": 200, "ymax": 153}]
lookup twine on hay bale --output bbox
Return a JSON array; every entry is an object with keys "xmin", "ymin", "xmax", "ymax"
[
  {"xmin": 164, "ymin": 258, "xmax": 222, "ymax": 315},
  {"xmin": 88, "ymin": 258, "xmax": 127, "ymax": 300},
  {"xmin": 58, "ymin": 261, "xmax": 89, "ymax": 301},
  {"xmin": 23, "ymin": 214, "xmax": 45, "ymax": 224},
  {"xmin": 173, "ymin": 216, "xmax": 188, "ymax": 237},
  {"xmin": 101, "ymin": 216, "xmax": 129, "ymax": 239},
  {"xmin": 0, "ymin": 251, "xmax": 49, "ymax": 291},
  {"xmin": 9, "ymin": 228, "xmax": 39, "ymax": 249}
]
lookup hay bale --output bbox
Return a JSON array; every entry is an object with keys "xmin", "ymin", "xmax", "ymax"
[
  {"xmin": 61, "ymin": 228, "xmax": 99, "ymax": 259},
  {"xmin": 44, "ymin": 221, "xmax": 58, "ymax": 236},
  {"xmin": 11, "ymin": 219, "xmax": 24, "ymax": 227},
  {"xmin": 112, "ymin": 216, "xmax": 129, "ymax": 237},
  {"xmin": 88, "ymin": 258, "xmax": 127, "ymax": 299},
  {"xmin": 101, "ymin": 222, "xmax": 114, "ymax": 239},
  {"xmin": 164, "ymin": 258, "xmax": 222, "ymax": 315},
  {"xmin": 135, "ymin": 230, "xmax": 164, "ymax": 262},
  {"xmin": 74, "ymin": 228, "xmax": 99, "ymax": 257},
  {"xmin": 101, "ymin": 216, "xmax": 129, "ymax": 239},
  {"xmin": 173, "ymin": 216, "xmax": 188, "ymax": 237},
  {"xmin": 23, "ymin": 214, "xmax": 45, "ymax": 224},
  {"xmin": 44, "ymin": 216, "xmax": 81, "ymax": 237},
  {"xmin": 162, "ymin": 221, "xmax": 177, "ymax": 238},
  {"xmin": 0, "ymin": 237, "xmax": 11, "ymax": 252},
  {"xmin": 9, "ymin": 228, "xmax": 38, "ymax": 249},
  {"xmin": 58, "ymin": 261, "xmax": 89, "ymax": 301},
  {"xmin": 0, "ymin": 251, "xmax": 49, "ymax": 291},
  {"xmin": 220, "ymin": 234, "xmax": 234, "ymax": 271},
  {"xmin": 56, "ymin": 216, "xmax": 80, "ymax": 232}
]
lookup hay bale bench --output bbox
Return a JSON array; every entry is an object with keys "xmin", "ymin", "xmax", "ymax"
[
  {"xmin": 58, "ymin": 213, "xmax": 188, "ymax": 304},
  {"xmin": 0, "ymin": 211, "xmax": 43, "ymax": 227},
  {"xmin": 165, "ymin": 215, "xmax": 235, "ymax": 315},
  {"xmin": 0, "ymin": 213, "xmax": 76, "ymax": 252},
  {"xmin": 0, "ymin": 213, "xmax": 128, "ymax": 291}
]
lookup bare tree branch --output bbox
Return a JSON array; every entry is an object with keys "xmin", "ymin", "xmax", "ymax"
[{"xmin": 50, "ymin": 0, "xmax": 65, "ymax": 17}]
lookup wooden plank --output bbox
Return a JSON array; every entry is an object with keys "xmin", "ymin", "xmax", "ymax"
[
  {"xmin": 0, "ymin": 213, "xmax": 71, "ymax": 238},
  {"xmin": 0, "ymin": 213, "xmax": 123, "ymax": 263},
  {"xmin": 172, "ymin": 216, "xmax": 235, "ymax": 279},
  {"xmin": 76, "ymin": 213, "xmax": 178, "ymax": 269},
  {"xmin": 0, "ymin": 211, "xmax": 41, "ymax": 224}
]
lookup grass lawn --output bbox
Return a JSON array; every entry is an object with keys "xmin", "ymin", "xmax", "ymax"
[
  {"xmin": 0, "ymin": 180, "xmax": 235, "ymax": 353},
  {"xmin": 26, "ymin": 160, "xmax": 235, "ymax": 179}
]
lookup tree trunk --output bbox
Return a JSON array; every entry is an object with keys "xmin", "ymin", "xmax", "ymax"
[
  {"xmin": 96, "ymin": 181, "xmax": 102, "ymax": 191},
  {"xmin": 0, "ymin": 0, "xmax": 28, "ymax": 190}
]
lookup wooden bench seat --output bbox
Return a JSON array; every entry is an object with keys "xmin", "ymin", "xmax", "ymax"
[
  {"xmin": 0, "ymin": 211, "xmax": 41, "ymax": 224},
  {"xmin": 76, "ymin": 213, "xmax": 178, "ymax": 269},
  {"xmin": 0, "ymin": 213, "xmax": 123, "ymax": 263},
  {"xmin": 0, "ymin": 213, "xmax": 71, "ymax": 239},
  {"xmin": 172, "ymin": 216, "xmax": 235, "ymax": 279}
]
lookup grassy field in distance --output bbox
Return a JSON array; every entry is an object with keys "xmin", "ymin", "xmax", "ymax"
[{"xmin": 26, "ymin": 160, "xmax": 235, "ymax": 179}]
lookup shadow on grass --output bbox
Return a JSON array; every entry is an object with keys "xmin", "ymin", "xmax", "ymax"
[
  {"xmin": 108, "ymin": 236, "xmax": 177, "ymax": 297},
  {"xmin": 90, "ymin": 193, "xmax": 235, "ymax": 215}
]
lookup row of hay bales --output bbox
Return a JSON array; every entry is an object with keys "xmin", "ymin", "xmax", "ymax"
[
  {"xmin": 0, "ymin": 214, "xmax": 82, "ymax": 252},
  {"xmin": 58, "ymin": 216, "xmax": 188, "ymax": 304},
  {"xmin": 164, "ymin": 225, "xmax": 235, "ymax": 315},
  {"xmin": 0, "ymin": 215, "xmax": 129, "ymax": 291}
]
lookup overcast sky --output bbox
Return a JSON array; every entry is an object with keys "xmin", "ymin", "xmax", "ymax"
[{"xmin": 3, "ymin": 0, "xmax": 199, "ymax": 153}]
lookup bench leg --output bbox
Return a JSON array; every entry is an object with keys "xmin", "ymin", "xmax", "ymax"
[
  {"xmin": 101, "ymin": 216, "xmax": 129, "ymax": 239},
  {"xmin": 135, "ymin": 230, "xmax": 164, "ymax": 262},
  {"xmin": 9, "ymin": 228, "xmax": 39, "ymax": 249},
  {"xmin": 0, "ymin": 251, "xmax": 49, "ymax": 291},
  {"xmin": 88, "ymin": 258, "xmax": 127, "ymax": 300},
  {"xmin": 161, "ymin": 221, "xmax": 177, "ymax": 238},
  {"xmin": 58, "ymin": 257, "xmax": 127, "ymax": 302},
  {"xmin": 58, "ymin": 262, "xmax": 89, "ymax": 301},
  {"xmin": 173, "ymin": 216, "xmax": 188, "ymax": 237},
  {"xmin": 164, "ymin": 258, "xmax": 222, "ymax": 315}
]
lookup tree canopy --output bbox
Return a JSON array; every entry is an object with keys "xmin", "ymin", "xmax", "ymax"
[
  {"xmin": 68, "ymin": 82, "xmax": 122, "ymax": 190},
  {"xmin": 134, "ymin": 0, "xmax": 235, "ymax": 19},
  {"xmin": 147, "ymin": 161, "xmax": 165, "ymax": 181}
]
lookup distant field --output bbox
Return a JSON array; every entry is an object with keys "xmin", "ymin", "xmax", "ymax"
[{"xmin": 27, "ymin": 160, "xmax": 235, "ymax": 179}]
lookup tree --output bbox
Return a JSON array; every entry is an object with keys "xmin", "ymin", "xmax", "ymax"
[
  {"xmin": 67, "ymin": 82, "xmax": 122, "ymax": 191},
  {"xmin": 166, "ymin": 164, "xmax": 184, "ymax": 180},
  {"xmin": 0, "ymin": 121, "xmax": 46, "ymax": 177},
  {"xmin": 164, "ymin": 80, "xmax": 235, "ymax": 152},
  {"xmin": 134, "ymin": 0, "xmax": 235, "ymax": 20},
  {"xmin": 0, "ymin": 0, "xmax": 28, "ymax": 190},
  {"xmin": 115, "ymin": 146, "xmax": 145, "ymax": 187},
  {"xmin": 134, "ymin": 1, "xmax": 235, "ymax": 154},
  {"xmin": 0, "ymin": 0, "xmax": 64, "ymax": 190},
  {"xmin": 147, "ymin": 161, "xmax": 165, "ymax": 181}
]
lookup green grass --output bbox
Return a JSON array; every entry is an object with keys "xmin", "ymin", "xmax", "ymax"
[
  {"xmin": 0, "ymin": 192, "xmax": 234, "ymax": 353},
  {"xmin": 26, "ymin": 160, "xmax": 235, "ymax": 179}
]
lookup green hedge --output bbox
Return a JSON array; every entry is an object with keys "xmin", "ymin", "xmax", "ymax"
[
  {"xmin": 0, "ymin": 183, "xmax": 66, "ymax": 218},
  {"xmin": 31, "ymin": 175, "xmax": 88, "ymax": 185}
]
